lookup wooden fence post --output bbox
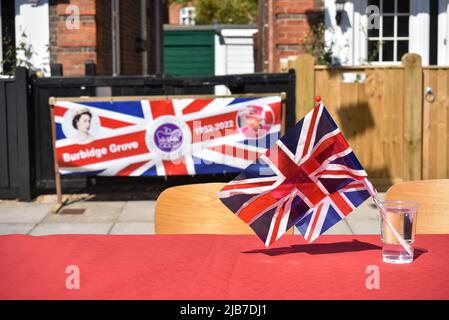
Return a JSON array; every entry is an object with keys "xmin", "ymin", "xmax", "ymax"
[
  {"xmin": 292, "ymin": 54, "xmax": 315, "ymax": 121},
  {"xmin": 402, "ymin": 53, "xmax": 423, "ymax": 181}
]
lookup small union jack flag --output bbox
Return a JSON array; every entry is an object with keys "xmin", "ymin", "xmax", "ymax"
[{"xmin": 217, "ymin": 102, "xmax": 377, "ymax": 247}]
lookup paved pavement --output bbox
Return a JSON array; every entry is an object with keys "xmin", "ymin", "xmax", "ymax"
[{"xmin": 0, "ymin": 193, "xmax": 384, "ymax": 236}]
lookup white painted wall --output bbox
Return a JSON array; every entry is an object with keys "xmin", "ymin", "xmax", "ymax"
[
  {"xmin": 410, "ymin": 0, "xmax": 430, "ymax": 65},
  {"xmin": 215, "ymin": 33, "xmax": 226, "ymax": 76},
  {"xmin": 221, "ymin": 29, "xmax": 257, "ymax": 74},
  {"xmin": 214, "ymin": 33, "xmax": 230, "ymax": 95},
  {"xmin": 214, "ymin": 28, "xmax": 257, "ymax": 95},
  {"xmin": 324, "ymin": 0, "xmax": 368, "ymax": 66},
  {"xmin": 14, "ymin": 0, "xmax": 50, "ymax": 75}
]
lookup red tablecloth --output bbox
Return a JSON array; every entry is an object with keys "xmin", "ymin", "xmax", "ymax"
[{"xmin": 0, "ymin": 234, "xmax": 448, "ymax": 300}]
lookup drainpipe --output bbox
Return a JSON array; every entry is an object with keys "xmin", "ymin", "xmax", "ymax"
[
  {"xmin": 151, "ymin": 0, "xmax": 163, "ymax": 74},
  {"xmin": 112, "ymin": 0, "xmax": 121, "ymax": 76},
  {"xmin": 257, "ymin": 0, "xmax": 263, "ymax": 72},
  {"xmin": 141, "ymin": 0, "xmax": 148, "ymax": 75}
]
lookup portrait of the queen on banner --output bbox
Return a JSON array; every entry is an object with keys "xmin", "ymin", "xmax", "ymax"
[{"xmin": 237, "ymin": 105, "xmax": 274, "ymax": 139}]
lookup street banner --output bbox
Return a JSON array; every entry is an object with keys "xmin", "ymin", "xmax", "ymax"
[{"xmin": 50, "ymin": 95, "xmax": 284, "ymax": 177}]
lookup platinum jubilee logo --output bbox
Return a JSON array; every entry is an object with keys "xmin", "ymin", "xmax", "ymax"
[
  {"xmin": 146, "ymin": 115, "xmax": 192, "ymax": 161},
  {"xmin": 154, "ymin": 123, "xmax": 183, "ymax": 152}
]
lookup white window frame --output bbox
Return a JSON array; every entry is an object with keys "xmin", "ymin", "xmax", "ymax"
[
  {"xmin": 180, "ymin": 6, "xmax": 196, "ymax": 26},
  {"xmin": 367, "ymin": 0, "xmax": 411, "ymax": 64},
  {"xmin": 325, "ymin": 0, "xmax": 430, "ymax": 66}
]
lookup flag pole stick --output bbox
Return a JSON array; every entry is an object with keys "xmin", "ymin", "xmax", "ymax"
[
  {"xmin": 49, "ymin": 100, "xmax": 67, "ymax": 214},
  {"xmin": 372, "ymin": 195, "xmax": 413, "ymax": 256}
]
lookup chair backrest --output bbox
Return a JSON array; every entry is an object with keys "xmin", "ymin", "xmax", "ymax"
[
  {"xmin": 385, "ymin": 179, "xmax": 449, "ymax": 234},
  {"xmin": 155, "ymin": 183, "xmax": 293, "ymax": 235}
]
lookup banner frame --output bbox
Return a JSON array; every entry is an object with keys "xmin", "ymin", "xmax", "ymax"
[
  {"xmin": 49, "ymin": 104, "xmax": 65, "ymax": 211},
  {"xmin": 49, "ymin": 92, "xmax": 286, "ymax": 104},
  {"xmin": 48, "ymin": 92, "xmax": 287, "ymax": 209}
]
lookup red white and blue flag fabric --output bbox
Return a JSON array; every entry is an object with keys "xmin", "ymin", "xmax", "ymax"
[
  {"xmin": 217, "ymin": 102, "xmax": 377, "ymax": 247},
  {"xmin": 52, "ymin": 96, "xmax": 282, "ymax": 176}
]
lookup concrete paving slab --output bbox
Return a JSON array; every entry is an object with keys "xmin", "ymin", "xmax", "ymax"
[
  {"xmin": 30, "ymin": 223, "xmax": 113, "ymax": 235},
  {"xmin": 117, "ymin": 201, "xmax": 155, "ymax": 222},
  {"xmin": 42, "ymin": 202, "xmax": 126, "ymax": 223},
  {"xmin": 350, "ymin": 219, "xmax": 380, "ymax": 235},
  {"xmin": 109, "ymin": 222, "xmax": 154, "ymax": 235},
  {"xmin": 345, "ymin": 198, "xmax": 382, "ymax": 234},
  {"xmin": 0, "ymin": 203, "xmax": 51, "ymax": 223},
  {"xmin": 0, "ymin": 192, "xmax": 385, "ymax": 236},
  {"xmin": 347, "ymin": 202, "xmax": 380, "ymax": 221},
  {"xmin": 324, "ymin": 219, "xmax": 354, "ymax": 235},
  {"xmin": 0, "ymin": 223, "xmax": 35, "ymax": 235}
]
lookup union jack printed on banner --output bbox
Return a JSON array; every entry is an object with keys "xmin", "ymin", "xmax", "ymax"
[
  {"xmin": 52, "ymin": 96, "xmax": 282, "ymax": 176},
  {"xmin": 217, "ymin": 102, "xmax": 377, "ymax": 247}
]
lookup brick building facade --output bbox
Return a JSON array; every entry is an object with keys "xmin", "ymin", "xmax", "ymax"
[
  {"xmin": 168, "ymin": 1, "xmax": 194, "ymax": 25},
  {"xmin": 48, "ymin": 0, "xmax": 154, "ymax": 76},
  {"xmin": 3, "ymin": 0, "xmax": 324, "ymax": 76},
  {"xmin": 49, "ymin": 1, "xmax": 97, "ymax": 76},
  {"xmin": 168, "ymin": 0, "xmax": 325, "ymax": 73},
  {"xmin": 261, "ymin": 0, "xmax": 324, "ymax": 73}
]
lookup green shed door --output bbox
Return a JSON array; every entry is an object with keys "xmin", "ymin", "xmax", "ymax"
[{"xmin": 164, "ymin": 30, "xmax": 215, "ymax": 77}]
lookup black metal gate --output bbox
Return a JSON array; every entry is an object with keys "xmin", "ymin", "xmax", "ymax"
[{"xmin": 0, "ymin": 68, "xmax": 33, "ymax": 200}]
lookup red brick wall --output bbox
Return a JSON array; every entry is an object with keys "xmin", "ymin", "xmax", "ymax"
[
  {"xmin": 269, "ymin": 0, "xmax": 324, "ymax": 72},
  {"xmin": 168, "ymin": 1, "xmax": 194, "ymax": 25},
  {"xmin": 49, "ymin": 0, "xmax": 147, "ymax": 76},
  {"xmin": 169, "ymin": 3, "xmax": 182, "ymax": 25},
  {"xmin": 50, "ymin": 0, "xmax": 97, "ymax": 76}
]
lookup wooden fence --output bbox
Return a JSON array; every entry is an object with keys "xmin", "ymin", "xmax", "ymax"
[
  {"xmin": 423, "ymin": 68, "xmax": 449, "ymax": 181},
  {"xmin": 290, "ymin": 54, "xmax": 449, "ymax": 190}
]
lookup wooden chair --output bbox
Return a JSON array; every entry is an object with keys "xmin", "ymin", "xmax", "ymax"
[
  {"xmin": 154, "ymin": 182, "xmax": 293, "ymax": 235},
  {"xmin": 385, "ymin": 179, "xmax": 449, "ymax": 234}
]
